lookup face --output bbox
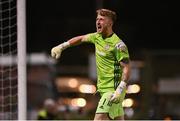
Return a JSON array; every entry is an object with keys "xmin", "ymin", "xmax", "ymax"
[{"xmin": 96, "ymin": 15, "xmax": 112, "ymax": 34}]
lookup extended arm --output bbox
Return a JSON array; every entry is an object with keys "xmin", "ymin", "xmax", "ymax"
[
  {"xmin": 51, "ymin": 35, "xmax": 87, "ymax": 59},
  {"xmin": 68, "ymin": 35, "xmax": 86, "ymax": 46}
]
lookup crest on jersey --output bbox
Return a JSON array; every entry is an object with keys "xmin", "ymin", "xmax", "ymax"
[
  {"xmin": 104, "ymin": 44, "xmax": 110, "ymax": 50},
  {"xmin": 115, "ymin": 41, "xmax": 126, "ymax": 51}
]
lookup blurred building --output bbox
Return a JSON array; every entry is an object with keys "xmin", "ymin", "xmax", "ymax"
[
  {"xmin": 1, "ymin": 49, "xmax": 180, "ymax": 120},
  {"xmin": 26, "ymin": 52, "xmax": 144, "ymax": 120}
]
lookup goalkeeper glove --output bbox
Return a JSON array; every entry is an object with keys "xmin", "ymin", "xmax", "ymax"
[
  {"xmin": 110, "ymin": 81, "xmax": 127, "ymax": 103},
  {"xmin": 51, "ymin": 41, "xmax": 70, "ymax": 59}
]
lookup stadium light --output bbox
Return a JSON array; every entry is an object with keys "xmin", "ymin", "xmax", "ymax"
[
  {"xmin": 122, "ymin": 98, "xmax": 134, "ymax": 107},
  {"xmin": 68, "ymin": 78, "xmax": 78, "ymax": 88},
  {"xmin": 127, "ymin": 84, "xmax": 140, "ymax": 94},
  {"xmin": 71, "ymin": 98, "xmax": 86, "ymax": 107},
  {"xmin": 79, "ymin": 84, "xmax": 96, "ymax": 94}
]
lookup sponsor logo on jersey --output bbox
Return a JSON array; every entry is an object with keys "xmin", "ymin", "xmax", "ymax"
[
  {"xmin": 96, "ymin": 50, "xmax": 106, "ymax": 56},
  {"xmin": 104, "ymin": 44, "xmax": 110, "ymax": 51}
]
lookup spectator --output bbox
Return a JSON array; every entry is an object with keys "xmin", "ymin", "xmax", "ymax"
[{"xmin": 37, "ymin": 98, "xmax": 60, "ymax": 120}]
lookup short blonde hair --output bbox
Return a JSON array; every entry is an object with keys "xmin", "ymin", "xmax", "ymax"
[{"xmin": 96, "ymin": 9, "xmax": 117, "ymax": 23}]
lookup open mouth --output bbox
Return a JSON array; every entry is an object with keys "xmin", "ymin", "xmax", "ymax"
[{"xmin": 97, "ymin": 24, "xmax": 102, "ymax": 31}]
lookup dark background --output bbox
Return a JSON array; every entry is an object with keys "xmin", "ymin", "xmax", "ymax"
[
  {"xmin": 27, "ymin": 0, "xmax": 180, "ymax": 59},
  {"xmin": 25, "ymin": 1, "xmax": 180, "ymax": 120}
]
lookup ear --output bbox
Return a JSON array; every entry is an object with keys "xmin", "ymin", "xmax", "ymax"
[
  {"xmin": 108, "ymin": 20, "xmax": 113, "ymax": 26},
  {"xmin": 108, "ymin": 22, "xmax": 113, "ymax": 27}
]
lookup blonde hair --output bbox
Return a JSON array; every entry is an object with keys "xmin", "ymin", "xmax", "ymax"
[{"xmin": 96, "ymin": 9, "xmax": 117, "ymax": 23}]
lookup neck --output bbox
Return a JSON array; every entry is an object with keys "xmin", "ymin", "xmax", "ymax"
[{"xmin": 102, "ymin": 28, "xmax": 113, "ymax": 38}]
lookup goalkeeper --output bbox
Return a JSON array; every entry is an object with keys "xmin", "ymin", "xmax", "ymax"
[{"xmin": 51, "ymin": 9, "xmax": 130, "ymax": 120}]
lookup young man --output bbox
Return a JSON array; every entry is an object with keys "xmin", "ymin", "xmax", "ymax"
[{"xmin": 51, "ymin": 9, "xmax": 131, "ymax": 120}]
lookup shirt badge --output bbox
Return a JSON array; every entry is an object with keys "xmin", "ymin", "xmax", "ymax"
[
  {"xmin": 115, "ymin": 41, "xmax": 126, "ymax": 51},
  {"xmin": 104, "ymin": 44, "xmax": 110, "ymax": 51}
]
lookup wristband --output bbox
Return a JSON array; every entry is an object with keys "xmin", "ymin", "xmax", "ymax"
[
  {"xmin": 119, "ymin": 81, "xmax": 127, "ymax": 89},
  {"xmin": 117, "ymin": 81, "xmax": 127, "ymax": 94},
  {"xmin": 58, "ymin": 41, "xmax": 70, "ymax": 50}
]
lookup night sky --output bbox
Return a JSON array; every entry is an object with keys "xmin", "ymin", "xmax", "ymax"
[{"xmin": 27, "ymin": 0, "xmax": 180, "ymax": 60}]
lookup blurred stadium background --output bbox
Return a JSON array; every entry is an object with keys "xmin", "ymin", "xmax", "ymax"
[
  {"xmin": 1, "ymin": 0, "xmax": 180, "ymax": 120},
  {"xmin": 26, "ymin": 0, "xmax": 180, "ymax": 120}
]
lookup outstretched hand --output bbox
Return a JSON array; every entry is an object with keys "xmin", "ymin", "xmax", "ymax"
[
  {"xmin": 51, "ymin": 41, "xmax": 70, "ymax": 59},
  {"xmin": 51, "ymin": 46, "xmax": 63, "ymax": 59}
]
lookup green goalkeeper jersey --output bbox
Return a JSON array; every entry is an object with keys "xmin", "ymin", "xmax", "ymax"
[{"xmin": 85, "ymin": 32, "xmax": 130, "ymax": 93}]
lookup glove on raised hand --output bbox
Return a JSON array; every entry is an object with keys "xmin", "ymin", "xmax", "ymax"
[{"xmin": 51, "ymin": 42, "xmax": 70, "ymax": 59}]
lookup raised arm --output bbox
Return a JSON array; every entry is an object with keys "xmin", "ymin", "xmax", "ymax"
[
  {"xmin": 51, "ymin": 35, "xmax": 88, "ymax": 59},
  {"xmin": 68, "ymin": 35, "xmax": 87, "ymax": 46}
]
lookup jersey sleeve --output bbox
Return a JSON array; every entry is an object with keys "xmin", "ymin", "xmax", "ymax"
[
  {"xmin": 115, "ymin": 40, "xmax": 130, "ymax": 62},
  {"xmin": 82, "ymin": 33, "xmax": 97, "ymax": 44}
]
